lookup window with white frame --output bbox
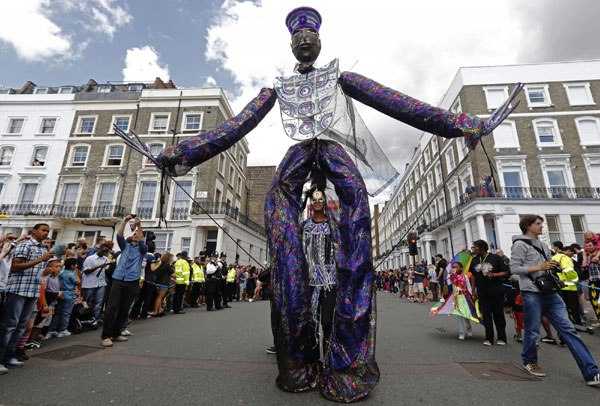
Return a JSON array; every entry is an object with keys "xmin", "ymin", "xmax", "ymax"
[
  {"xmin": 33, "ymin": 87, "xmax": 48, "ymax": 94},
  {"xmin": 492, "ymin": 120, "xmax": 520, "ymax": 150},
  {"xmin": 495, "ymin": 155, "xmax": 529, "ymax": 198},
  {"xmin": 77, "ymin": 117, "xmax": 96, "ymax": 134},
  {"xmin": 431, "ymin": 139, "xmax": 438, "ymax": 153},
  {"xmin": 0, "ymin": 146, "xmax": 15, "ymax": 166},
  {"xmin": 62, "ymin": 183, "xmax": 80, "ymax": 207},
  {"xmin": 59, "ymin": 87, "xmax": 73, "ymax": 94},
  {"xmin": 427, "ymin": 172, "xmax": 433, "ymax": 194},
  {"xmin": 217, "ymin": 154, "xmax": 225, "ymax": 175},
  {"xmin": 30, "ymin": 146, "xmax": 48, "ymax": 166},
  {"xmin": 545, "ymin": 215, "xmax": 562, "ymax": 242},
  {"xmin": 416, "ymin": 189, "xmax": 422, "ymax": 206},
  {"xmin": 71, "ymin": 146, "xmax": 89, "ymax": 166},
  {"xmin": 6, "ymin": 118, "xmax": 24, "ymax": 135},
  {"xmin": 435, "ymin": 163, "xmax": 442, "ymax": 186},
  {"xmin": 172, "ymin": 181, "xmax": 192, "ymax": 219},
  {"xmin": 97, "ymin": 85, "xmax": 112, "ymax": 93},
  {"xmin": 423, "ymin": 147, "xmax": 430, "ymax": 166},
  {"xmin": 575, "ymin": 117, "xmax": 600, "ymax": 147},
  {"xmin": 181, "ymin": 237, "xmax": 191, "ymax": 253},
  {"xmin": 456, "ymin": 137, "xmax": 467, "ymax": 161},
  {"xmin": 154, "ymin": 232, "xmax": 173, "ymax": 252},
  {"xmin": 228, "ymin": 165, "xmax": 234, "ymax": 186},
  {"xmin": 533, "ymin": 119, "xmax": 563, "ymax": 149},
  {"xmin": 182, "ymin": 112, "xmax": 202, "ymax": 132},
  {"xmin": 128, "ymin": 84, "xmax": 143, "ymax": 92},
  {"xmin": 571, "ymin": 215, "xmax": 586, "ymax": 246},
  {"xmin": 215, "ymin": 188, "xmax": 222, "ymax": 203},
  {"xmin": 112, "ymin": 116, "xmax": 130, "ymax": 132},
  {"xmin": 483, "ymin": 86, "xmax": 508, "ymax": 110},
  {"xmin": 525, "ymin": 85, "xmax": 551, "ymax": 108},
  {"xmin": 39, "ymin": 118, "xmax": 57, "ymax": 134},
  {"xmin": 138, "ymin": 182, "xmax": 157, "ymax": 219},
  {"xmin": 583, "ymin": 154, "xmax": 600, "ymax": 189},
  {"xmin": 105, "ymin": 145, "xmax": 124, "ymax": 166},
  {"xmin": 563, "ymin": 83, "xmax": 595, "ymax": 106},
  {"xmin": 539, "ymin": 155, "xmax": 573, "ymax": 198},
  {"xmin": 97, "ymin": 183, "xmax": 116, "ymax": 209},
  {"xmin": 450, "ymin": 97, "xmax": 462, "ymax": 113},
  {"xmin": 419, "ymin": 160, "xmax": 425, "ymax": 176},
  {"xmin": 20, "ymin": 183, "xmax": 38, "ymax": 205},
  {"xmin": 146, "ymin": 143, "xmax": 164, "ymax": 165},
  {"xmin": 445, "ymin": 147, "xmax": 455, "ymax": 172},
  {"xmin": 238, "ymin": 152, "xmax": 245, "ymax": 169},
  {"xmin": 237, "ymin": 175, "xmax": 243, "ymax": 195},
  {"xmin": 150, "ymin": 113, "xmax": 169, "ymax": 133}
]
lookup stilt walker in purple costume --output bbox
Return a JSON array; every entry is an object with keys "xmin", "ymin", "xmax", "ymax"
[{"xmin": 122, "ymin": 7, "xmax": 522, "ymax": 402}]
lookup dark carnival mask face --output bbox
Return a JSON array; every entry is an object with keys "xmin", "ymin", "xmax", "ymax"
[{"xmin": 291, "ymin": 27, "xmax": 321, "ymax": 64}]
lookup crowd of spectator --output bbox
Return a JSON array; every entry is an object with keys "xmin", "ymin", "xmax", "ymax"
[{"xmin": 0, "ymin": 215, "xmax": 270, "ymax": 375}]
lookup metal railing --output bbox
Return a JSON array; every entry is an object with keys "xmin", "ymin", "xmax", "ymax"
[
  {"xmin": 424, "ymin": 187, "xmax": 600, "ymax": 233},
  {"xmin": 191, "ymin": 202, "xmax": 266, "ymax": 236},
  {"xmin": 0, "ymin": 204, "xmax": 125, "ymax": 219}
]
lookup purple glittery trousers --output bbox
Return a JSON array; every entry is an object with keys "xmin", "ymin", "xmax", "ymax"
[{"xmin": 265, "ymin": 139, "xmax": 379, "ymax": 402}]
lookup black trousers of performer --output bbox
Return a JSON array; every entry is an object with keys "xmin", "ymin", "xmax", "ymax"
[
  {"xmin": 220, "ymin": 279, "xmax": 228, "ymax": 307},
  {"xmin": 189, "ymin": 283, "xmax": 203, "ymax": 307},
  {"xmin": 173, "ymin": 284, "xmax": 187, "ymax": 312},
  {"xmin": 130, "ymin": 281, "xmax": 156, "ymax": 319},
  {"xmin": 309, "ymin": 286, "xmax": 336, "ymax": 356},
  {"xmin": 478, "ymin": 291, "xmax": 506, "ymax": 342},
  {"xmin": 102, "ymin": 279, "xmax": 139, "ymax": 340},
  {"xmin": 205, "ymin": 279, "xmax": 222, "ymax": 310},
  {"xmin": 227, "ymin": 282, "xmax": 236, "ymax": 302},
  {"xmin": 561, "ymin": 290, "xmax": 582, "ymax": 325}
]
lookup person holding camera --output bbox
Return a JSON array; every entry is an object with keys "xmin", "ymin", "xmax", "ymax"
[
  {"xmin": 101, "ymin": 215, "xmax": 147, "ymax": 348},
  {"xmin": 511, "ymin": 215, "xmax": 600, "ymax": 385}
]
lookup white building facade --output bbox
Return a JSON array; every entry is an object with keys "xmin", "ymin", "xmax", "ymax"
[{"xmin": 377, "ymin": 60, "xmax": 600, "ymax": 270}]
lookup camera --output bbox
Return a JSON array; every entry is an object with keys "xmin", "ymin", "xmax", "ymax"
[{"xmin": 130, "ymin": 214, "xmax": 137, "ymax": 219}]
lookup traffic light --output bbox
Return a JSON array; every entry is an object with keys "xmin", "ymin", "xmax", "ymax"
[{"xmin": 407, "ymin": 232, "xmax": 418, "ymax": 256}]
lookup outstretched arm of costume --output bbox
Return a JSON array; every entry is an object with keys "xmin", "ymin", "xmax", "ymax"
[
  {"xmin": 157, "ymin": 88, "xmax": 277, "ymax": 176},
  {"xmin": 339, "ymin": 72, "xmax": 522, "ymax": 150}
]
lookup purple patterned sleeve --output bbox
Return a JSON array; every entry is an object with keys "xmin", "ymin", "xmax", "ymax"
[
  {"xmin": 157, "ymin": 88, "xmax": 277, "ymax": 176},
  {"xmin": 339, "ymin": 72, "xmax": 484, "ymax": 150}
]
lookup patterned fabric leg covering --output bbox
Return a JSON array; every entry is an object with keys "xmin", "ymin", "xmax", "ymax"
[
  {"xmin": 338, "ymin": 72, "xmax": 484, "ymax": 150},
  {"xmin": 265, "ymin": 139, "xmax": 379, "ymax": 402}
]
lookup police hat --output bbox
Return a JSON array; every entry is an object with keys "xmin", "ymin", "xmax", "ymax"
[
  {"xmin": 220, "ymin": 252, "xmax": 227, "ymax": 258},
  {"xmin": 211, "ymin": 250, "xmax": 219, "ymax": 258}
]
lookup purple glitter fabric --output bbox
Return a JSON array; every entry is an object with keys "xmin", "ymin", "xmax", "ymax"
[
  {"xmin": 265, "ymin": 140, "xmax": 379, "ymax": 402},
  {"xmin": 157, "ymin": 88, "xmax": 277, "ymax": 176},
  {"xmin": 339, "ymin": 72, "xmax": 484, "ymax": 150}
]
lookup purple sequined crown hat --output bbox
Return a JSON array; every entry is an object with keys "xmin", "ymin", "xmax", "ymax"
[{"xmin": 285, "ymin": 6, "xmax": 322, "ymax": 34}]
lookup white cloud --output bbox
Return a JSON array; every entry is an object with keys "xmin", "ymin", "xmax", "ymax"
[
  {"xmin": 0, "ymin": 0, "xmax": 132, "ymax": 62},
  {"xmin": 205, "ymin": 0, "xmax": 524, "ymax": 201},
  {"xmin": 122, "ymin": 45, "xmax": 170, "ymax": 82},
  {"xmin": 204, "ymin": 76, "xmax": 217, "ymax": 87},
  {"xmin": 0, "ymin": 0, "xmax": 71, "ymax": 61}
]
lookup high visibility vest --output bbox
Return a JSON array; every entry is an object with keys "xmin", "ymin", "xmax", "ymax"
[
  {"xmin": 192, "ymin": 263, "xmax": 205, "ymax": 283},
  {"xmin": 553, "ymin": 253, "xmax": 578, "ymax": 291},
  {"xmin": 227, "ymin": 268, "xmax": 236, "ymax": 283},
  {"xmin": 174, "ymin": 259, "xmax": 191, "ymax": 285}
]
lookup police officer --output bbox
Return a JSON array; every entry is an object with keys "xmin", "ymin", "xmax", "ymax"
[
  {"xmin": 205, "ymin": 251, "xmax": 222, "ymax": 311},
  {"xmin": 218, "ymin": 252, "xmax": 231, "ymax": 308},
  {"xmin": 189, "ymin": 257, "xmax": 204, "ymax": 307},
  {"xmin": 226, "ymin": 263, "xmax": 237, "ymax": 302},
  {"xmin": 173, "ymin": 251, "xmax": 190, "ymax": 314}
]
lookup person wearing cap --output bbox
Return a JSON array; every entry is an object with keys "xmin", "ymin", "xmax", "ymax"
[
  {"xmin": 204, "ymin": 251, "xmax": 222, "ymax": 311},
  {"xmin": 173, "ymin": 251, "xmax": 190, "ymax": 314},
  {"xmin": 218, "ymin": 252, "xmax": 231, "ymax": 309},
  {"xmin": 150, "ymin": 6, "xmax": 522, "ymax": 402}
]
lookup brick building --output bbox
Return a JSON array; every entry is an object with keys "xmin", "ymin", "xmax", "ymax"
[
  {"xmin": 0, "ymin": 79, "xmax": 267, "ymax": 265},
  {"xmin": 246, "ymin": 166, "xmax": 276, "ymax": 226},
  {"xmin": 377, "ymin": 60, "xmax": 600, "ymax": 270}
]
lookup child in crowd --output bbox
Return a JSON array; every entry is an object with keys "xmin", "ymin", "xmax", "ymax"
[
  {"xmin": 582, "ymin": 231, "xmax": 600, "ymax": 266},
  {"xmin": 430, "ymin": 261, "xmax": 481, "ymax": 340},
  {"xmin": 45, "ymin": 258, "xmax": 80, "ymax": 339},
  {"xmin": 507, "ymin": 278, "xmax": 524, "ymax": 342}
]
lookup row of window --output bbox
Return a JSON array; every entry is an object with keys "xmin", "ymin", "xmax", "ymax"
[
  {"xmin": 485, "ymin": 82, "xmax": 595, "ymax": 110},
  {"xmin": 493, "ymin": 117, "xmax": 600, "ymax": 150},
  {"xmin": 2, "ymin": 117, "xmax": 58, "ymax": 136},
  {"xmin": 0, "ymin": 145, "xmax": 49, "ymax": 167},
  {"xmin": 0, "ymin": 84, "xmax": 146, "ymax": 95}
]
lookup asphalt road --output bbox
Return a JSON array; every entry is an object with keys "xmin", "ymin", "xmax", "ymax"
[{"xmin": 2, "ymin": 292, "xmax": 600, "ymax": 405}]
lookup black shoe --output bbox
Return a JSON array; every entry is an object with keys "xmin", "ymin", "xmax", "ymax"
[
  {"xmin": 266, "ymin": 346, "xmax": 276, "ymax": 354},
  {"xmin": 216, "ymin": 307, "xmax": 222, "ymax": 310},
  {"xmin": 207, "ymin": 308, "xmax": 216, "ymax": 311},
  {"xmin": 541, "ymin": 336, "xmax": 557, "ymax": 345},
  {"xmin": 174, "ymin": 311, "xmax": 186, "ymax": 314},
  {"xmin": 14, "ymin": 348, "xmax": 29, "ymax": 361},
  {"xmin": 224, "ymin": 305, "xmax": 232, "ymax": 308}
]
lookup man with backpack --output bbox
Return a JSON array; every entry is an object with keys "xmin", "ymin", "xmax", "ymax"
[{"xmin": 511, "ymin": 215, "xmax": 600, "ymax": 385}]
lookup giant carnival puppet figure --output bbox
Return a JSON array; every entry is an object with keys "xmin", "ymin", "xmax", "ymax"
[{"xmin": 115, "ymin": 6, "xmax": 522, "ymax": 402}]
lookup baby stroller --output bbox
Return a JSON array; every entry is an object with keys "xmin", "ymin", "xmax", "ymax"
[{"xmin": 68, "ymin": 301, "xmax": 97, "ymax": 334}]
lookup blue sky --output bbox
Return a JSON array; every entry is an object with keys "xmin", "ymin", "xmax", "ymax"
[{"xmin": 1, "ymin": 0, "xmax": 600, "ymax": 202}]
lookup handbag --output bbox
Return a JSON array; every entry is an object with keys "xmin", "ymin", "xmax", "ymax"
[{"xmin": 514, "ymin": 239, "xmax": 561, "ymax": 294}]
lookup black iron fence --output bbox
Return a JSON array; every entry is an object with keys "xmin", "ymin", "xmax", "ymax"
[
  {"xmin": 191, "ymin": 202, "xmax": 266, "ymax": 236},
  {"xmin": 0, "ymin": 204, "xmax": 126, "ymax": 219}
]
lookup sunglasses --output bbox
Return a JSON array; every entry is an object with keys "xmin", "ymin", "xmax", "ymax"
[
  {"xmin": 312, "ymin": 199, "xmax": 324, "ymax": 204},
  {"xmin": 7, "ymin": 236, "xmax": 17, "ymax": 241}
]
